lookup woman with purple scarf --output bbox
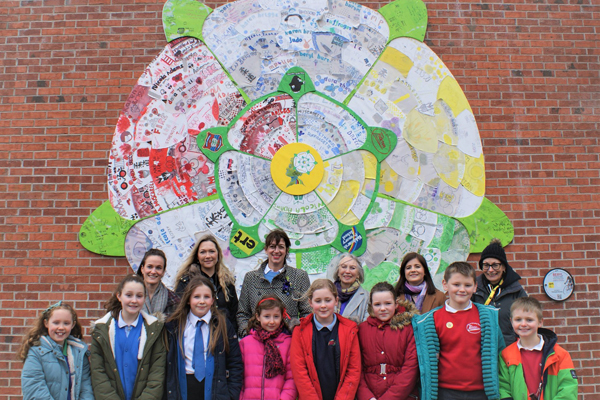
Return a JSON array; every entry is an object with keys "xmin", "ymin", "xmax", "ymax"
[
  {"xmin": 394, "ymin": 252, "xmax": 446, "ymax": 313},
  {"xmin": 326, "ymin": 253, "xmax": 369, "ymax": 323}
]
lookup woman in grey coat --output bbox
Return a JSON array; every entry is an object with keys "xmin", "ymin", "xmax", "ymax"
[{"xmin": 326, "ymin": 253, "xmax": 369, "ymax": 323}]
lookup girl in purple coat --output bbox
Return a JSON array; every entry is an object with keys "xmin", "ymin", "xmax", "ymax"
[{"xmin": 239, "ymin": 296, "xmax": 297, "ymax": 400}]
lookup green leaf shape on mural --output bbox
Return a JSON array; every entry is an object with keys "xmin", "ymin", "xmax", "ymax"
[
  {"xmin": 163, "ymin": 0, "xmax": 212, "ymax": 42},
  {"xmin": 80, "ymin": 195, "xmax": 222, "ymax": 256},
  {"xmin": 379, "ymin": 0, "xmax": 428, "ymax": 42},
  {"xmin": 457, "ymin": 197, "xmax": 514, "ymax": 253},
  {"xmin": 79, "ymin": 201, "xmax": 135, "ymax": 256}
]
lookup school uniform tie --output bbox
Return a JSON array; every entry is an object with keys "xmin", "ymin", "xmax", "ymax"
[{"xmin": 193, "ymin": 320, "xmax": 205, "ymax": 381}]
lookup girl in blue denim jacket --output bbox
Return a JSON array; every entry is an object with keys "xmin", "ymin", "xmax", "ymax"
[{"xmin": 18, "ymin": 301, "xmax": 94, "ymax": 400}]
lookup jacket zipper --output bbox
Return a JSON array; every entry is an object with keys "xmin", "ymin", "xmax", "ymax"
[{"xmin": 261, "ymin": 349, "xmax": 266, "ymax": 400}]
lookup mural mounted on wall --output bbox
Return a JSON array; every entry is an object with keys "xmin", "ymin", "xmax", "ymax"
[{"xmin": 79, "ymin": 0, "xmax": 514, "ymax": 290}]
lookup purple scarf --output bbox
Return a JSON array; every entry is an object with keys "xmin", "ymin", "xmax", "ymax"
[
  {"xmin": 335, "ymin": 280, "xmax": 360, "ymax": 304},
  {"xmin": 404, "ymin": 281, "xmax": 428, "ymax": 312}
]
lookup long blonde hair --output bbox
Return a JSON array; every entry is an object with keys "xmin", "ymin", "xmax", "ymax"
[
  {"xmin": 17, "ymin": 303, "xmax": 83, "ymax": 361},
  {"xmin": 167, "ymin": 275, "xmax": 230, "ymax": 354},
  {"xmin": 175, "ymin": 235, "xmax": 235, "ymax": 301}
]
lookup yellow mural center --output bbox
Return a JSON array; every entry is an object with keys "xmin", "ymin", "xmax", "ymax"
[{"xmin": 270, "ymin": 143, "xmax": 324, "ymax": 196}]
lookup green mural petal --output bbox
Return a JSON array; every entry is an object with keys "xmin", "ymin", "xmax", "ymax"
[
  {"xmin": 363, "ymin": 261, "xmax": 400, "ymax": 291},
  {"xmin": 163, "ymin": 0, "xmax": 212, "ymax": 42},
  {"xmin": 379, "ymin": 0, "xmax": 428, "ymax": 42},
  {"xmin": 295, "ymin": 247, "xmax": 340, "ymax": 275},
  {"xmin": 79, "ymin": 201, "xmax": 135, "ymax": 256},
  {"xmin": 457, "ymin": 198, "xmax": 514, "ymax": 253}
]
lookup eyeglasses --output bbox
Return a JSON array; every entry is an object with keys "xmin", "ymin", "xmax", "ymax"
[{"xmin": 482, "ymin": 263, "xmax": 503, "ymax": 271}]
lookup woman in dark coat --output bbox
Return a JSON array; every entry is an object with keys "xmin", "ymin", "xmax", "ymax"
[
  {"xmin": 174, "ymin": 234, "xmax": 239, "ymax": 332},
  {"xmin": 473, "ymin": 238, "xmax": 527, "ymax": 345}
]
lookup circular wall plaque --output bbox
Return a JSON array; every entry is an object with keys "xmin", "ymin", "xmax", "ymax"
[{"xmin": 543, "ymin": 268, "xmax": 574, "ymax": 302}]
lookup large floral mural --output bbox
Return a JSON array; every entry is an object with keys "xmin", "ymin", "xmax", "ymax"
[{"xmin": 79, "ymin": 0, "xmax": 514, "ymax": 290}]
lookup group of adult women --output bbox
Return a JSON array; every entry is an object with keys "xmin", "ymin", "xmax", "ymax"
[{"xmin": 137, "ymin": 230, "xmax": 527, "ymax": 344}]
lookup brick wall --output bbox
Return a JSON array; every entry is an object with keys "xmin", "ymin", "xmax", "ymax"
[{"xmin": 1, "ymin": 0, "xmax": 598, "ymax": 398}]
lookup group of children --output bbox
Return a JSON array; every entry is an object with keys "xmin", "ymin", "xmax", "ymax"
[{"xmin": 19, "ymin": 262, "xmax": 578, "ymax": 400}]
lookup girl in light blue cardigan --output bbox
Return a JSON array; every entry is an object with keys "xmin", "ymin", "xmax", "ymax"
[{"xmin": 19, "ymin": 301, "xmax": 94, "ymax": 400}]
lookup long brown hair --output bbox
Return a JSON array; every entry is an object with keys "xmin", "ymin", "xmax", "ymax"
[
  {"xmin": 167, "ymin": 275, "xmax": 230, "ymax": 354},
  {"xmin": 105, "ymin": 274, "xmax": 146, "ymax": 319},
  {"xmin": 175, "ymin": 235, "xmax": 235, "ymax": 301},
  {"xmin": 247, "ymin": 295, "xmax": 290, "ymax": 332},
  {"xmin": 394, "ymin": 252, "xmax": 437, "ymax": 296},
  {"xmin": 17, "ymin": 303, "xmax": 83, "ymax": 361}
]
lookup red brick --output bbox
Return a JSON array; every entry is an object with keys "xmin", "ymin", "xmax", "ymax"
[{"xmin": 1, "ymin": 0, "xmax": 599, "ymax": 398}]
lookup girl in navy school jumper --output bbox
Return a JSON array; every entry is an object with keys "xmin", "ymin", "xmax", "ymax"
[
  {"xmin": 165, "ymin": 275, "xmax": 243, "ymax": 400},
  {"xmin": 19, "ymin": 301, "xmax": 94, "ymax": 400},
  {"xmin": 90, "ymin": 274, "xmax": 166, "ymax": 400},
  {"xmin": 290, "ymin": 279, "xmax": 361, "ymax": 400}
]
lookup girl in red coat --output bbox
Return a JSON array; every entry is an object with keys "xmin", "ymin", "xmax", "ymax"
[
  {"xmin": 290, "ymin": 279, "xmax": 361, "ymax": 400},
  {"xmin": 357, "ymin": 282, "xmax": 419, "ymax": 400},
  {"xmin": 239, "ymin": 296, "xmax": 297, "ymax": 400}
]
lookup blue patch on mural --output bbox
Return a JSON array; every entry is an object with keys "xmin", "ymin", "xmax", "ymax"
[{"xmin": 341, "ymin": 226, "xmax": 363, "ymax": 253}]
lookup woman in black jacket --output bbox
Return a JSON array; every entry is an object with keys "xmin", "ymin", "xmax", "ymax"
[
  {"xmin": 175, "ymin": 234, "xmax": 239, "ymax": 332},
  {"xmin": 473, "ymin": 238, "xmax": 527, "ymax": 345}
]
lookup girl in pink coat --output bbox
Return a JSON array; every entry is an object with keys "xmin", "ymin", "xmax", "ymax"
[{"xmin": 239, "ymin": 296, "xmax": 297, "ymax": 400}]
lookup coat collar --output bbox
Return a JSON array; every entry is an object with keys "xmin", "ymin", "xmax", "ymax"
[
  {"xmin": 367, "ymin": 298, "xmax": 418, "ymax": 330},
  {"xmin": 92, "ymin": 311, "xmax": 160, "ymax": 361},
  {"xmin": 341, "ymin": 285, "xmax": 368, "ymax": 315}
]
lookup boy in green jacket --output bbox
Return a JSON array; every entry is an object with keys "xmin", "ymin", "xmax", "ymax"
[{"xmin": 499, "ymin": 297, "xmax": 578, "ymax": 400}]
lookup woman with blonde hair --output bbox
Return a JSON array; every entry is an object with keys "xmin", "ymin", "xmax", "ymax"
[
  {"xmin": 174, "ymin": 234, "xmax": 239, "ymax": 331},
  {"xmin": 326, "ymin": 253, "xmax": 369, "ymax": 323}
]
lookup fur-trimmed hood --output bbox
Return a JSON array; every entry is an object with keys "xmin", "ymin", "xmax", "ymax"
[{"xmin": 367, "ymin": 298, "xmax": 419, "ymax": 330}]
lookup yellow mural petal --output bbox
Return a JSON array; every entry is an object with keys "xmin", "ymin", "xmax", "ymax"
[
  {"xmin": 403, "ymin": 108, "xmax": 439, "ymax": 153},
  {"xmin": 433, "ymin": 143, "xmax": 465, "ymax": 189},
  {"xmin": 339, "ymin": 210, "xmax": 359, "ymax": 225},
  {"xmin": 433, "ymin": 100, "xmax": 457, "ymax": 145},
  {"xmin": 379, "ymin": 47, "xmax": 414, "ymax": 77},
  {"xmin": 437, "ymin": 76, "xmax": 472, "ymax": 117},
  {"xmin": 360, "ymin": 151, "xmax": 378, "ymax": 180},
  {"xmin": 327, "ymin": 180, "xmax": 360, "ymax": 221},
  {"xmin": 316, "ymin": 159, "xmax": 344, "ymax": 203},
  {"xmin": 379, "ymin": 160, "xmax": 400, "ymax": 197},
  {"xmin": 462, "ymin": 153, "xmax": 486, "ymax": 197}
]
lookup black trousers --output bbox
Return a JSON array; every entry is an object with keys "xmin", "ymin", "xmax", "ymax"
[
  {"xmin": 438, "ymin": 388, "xmax": 488, "ymax": 400},
  {"xmin": 186, "ymin": 374, "xmax": 205, "ymax": 400}
]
